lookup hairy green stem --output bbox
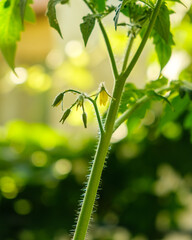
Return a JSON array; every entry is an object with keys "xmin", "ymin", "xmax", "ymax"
[
  {"xmin": 73, "ymin": 79, "xmax": 125, "ymax": 240},
  {"xmin": 122, "ymin": 34, "xmax": 135, "ymax": 72},
  {"xmin": 73, "ymin": 0, "xmax": 162, "ymax": 239}
]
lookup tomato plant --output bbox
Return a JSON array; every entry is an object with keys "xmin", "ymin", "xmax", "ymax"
[{"xmin": 0, "ymin": 0, "xmax": 192, "ymax": 239}]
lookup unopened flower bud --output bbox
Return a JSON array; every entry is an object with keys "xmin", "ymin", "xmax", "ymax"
[
  {"xmin": 76, "ymin": 94, "xmax": 84, "ymax": 110},
  {"xmin": 52, "ymin": 92, "xmax": 64, "ymax": 107},
  {"xmin": 59, "ymin": 109, "xmax": 71, "ymax": 124},
  {"xmin": 82, "ymin": 112, "xmax": 87, "ymax": 128}
]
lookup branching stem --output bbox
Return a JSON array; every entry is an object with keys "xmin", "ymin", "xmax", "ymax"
[{"xmin": 73, "ymin": 0, "xmax": 163, "ymax": 239}]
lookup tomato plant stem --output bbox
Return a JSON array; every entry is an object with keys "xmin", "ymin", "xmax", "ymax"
[{"xmin": 73, "ymin": 0, "xmax": 162, "ymax": 239}]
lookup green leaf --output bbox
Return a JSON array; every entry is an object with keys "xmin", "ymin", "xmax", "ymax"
[
  {"xmin": 152, "ymin": 31, "xmax": 172, "ymax": 70},
  {"xmin": 0, "ymin": 0, "xmax": 34, "ymax": 70},
  {"xmin": 0, "ymin": 0, "xmax": 23, "ymax": 70},
  {"xmin": 96, "ymin": 0, "xmax": 106, "ymax": 13},
  {"xmin": 127, "ymin": 101, "xmax": 150, "ymax": 136},
  {"xmin": 184, "ymin": 110, "xmax": 192, "ymax": 144},
  {"xmin": 146, "ymin": 90, "xmax": 172, "ymax": 109},
  {"xmin": 120, "ymin": 83, "xmax": 145, "ymax": 113},
  {"xmin": 24, "ymin": 0, "xmax": 35, "ymax": 23},
  {"xmin": 158, "ymin": 94, "xmax": 190, "ymax": 129},
  {"xmin": 47, "ymin": 0, "xmax": 69, "ymax": 38},
  {"xmin": 139, "ymin": 0, "xmax": 154, "ymax": 7},
  {"xmin": 166, "ymin": 0, "xmax": 186, "ymax": 7},
  {"xmin": 151, "ymin": 2, "xmax": 175, "ymax": 69},
  {"xmin": 146, "ymin": 77, "xmax": 168, "ymax": 90},
  {"xmin": 80, "ymin": 14, "xmax": 96, "ymax": 47},
  {"xmin": 20, "ymin": 0, "xmax": 27, "ymax": 23},
  {"xmin": 154, "ymin": 3, "xmax": 172, "ymax": 44},
  {"xmin": 184, "ymin": 111, "xmax": 192, "ymax": 129}
]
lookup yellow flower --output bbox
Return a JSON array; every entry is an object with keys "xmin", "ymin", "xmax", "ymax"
[
  {"xmin": 99, "ymin": 87, "xmax": 109, "ymax": 106},
  {"xmin": 98, "ymin": 83, "xmax": 112, "ymax": 106}
]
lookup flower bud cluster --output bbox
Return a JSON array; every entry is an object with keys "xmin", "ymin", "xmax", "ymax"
[
  {"xmin": 52, "ymin": 91, "xmax": 88, "ymax": 128},
  {"xmin": 52, "ymin": 83, "xmax": 112, "ymax": 129}
]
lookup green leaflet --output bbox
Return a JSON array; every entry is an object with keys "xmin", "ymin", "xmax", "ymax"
[
  {"xmin": 80, "ymin": 14, "xmax": 96, "ymax": 47},
  {"xmin": 127, "ymin": 101, "xmax": 150, "ymax": 136},
  {"xmin": 0, "ymin": 0, "xmax": 23, "ymax": 70},
  {"xmin": 114, "ymin": 0, "xmax": 152, "ymax": 31},
  {"xmin": 152, "ymin": 31, "xmax": 172, "ymax": 70},
  {"xmin": 0, "ymin": 0, "xmax": 34, "ymax": 70},
  {"xmin": 184, "ymin": 111, "xmax": 192, "ymax": 143},
  {"xmin": 158, "ymin": 94, "xmax": 190, "ymax": 130},
  {"xmin": 151, "ymin": 3, "xmax": 174, "ymax": 69},
  {"xmin": 146, "ymin": 90, "xmax": 172, "ymax": 109},
  {"xmin": 23, "ymin": 0, "xmax": 35, "ymax": 23},
  {"xmin": 166, "ymin": 0, "xmax": 186, "ymax": 7},
  {"xmin": 46, "ymin": 0, "xmax": 69, "ymax": 38},
  {"xmin": 154, "ymin": 3, "xmax": 172, "ymax": 44},
  {"xmin": 20, "ymin": 0, "xmax": 27, "ymax": 23},
  {"xmin": 119, "ymin": 83, "xmax": 145, "ymax": 113},
  {"xmin": 146, "ymin": 77, "xmax": 168, "ymax": 90},
  {"xmin": 96, "ymin": 0, "xmax": 106, "ymax": 13},
  {"xmin": 184, "ymin": 111, "xmax": 192, "ymax": 129}
]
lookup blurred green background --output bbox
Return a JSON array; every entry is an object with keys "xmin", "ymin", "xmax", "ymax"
[{"xmin": 1, "ymin": 1, "xmax": 192, "ymax": 240}]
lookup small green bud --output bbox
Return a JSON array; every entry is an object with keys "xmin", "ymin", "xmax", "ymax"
[
  {"xmin": 82, "ymin": 112, "xmax": 87, "ymax": 128},
  {"xmin": 59, "ymin": 109, "xmax": 71, "ymax": 124},
  {"xmin": 52, "ymin": 92, "xmax": 64, "ymax": 107},
  {"xmin": 76, "ymin": 94, "xmax": 84, "ymax": 110}
]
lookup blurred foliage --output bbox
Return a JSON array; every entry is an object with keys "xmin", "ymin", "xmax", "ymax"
[
  {"xmin": 1, "ymin": 107, "xmax": 192, "ymax": 240},
  {"xmin": 0, "ymin": 120, "xmax": 95, "ymax": 240}
]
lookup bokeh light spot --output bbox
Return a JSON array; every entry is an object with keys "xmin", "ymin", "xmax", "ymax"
[
  {"xmin": 142, "ymin": 110, "xmax": 155, "ymax": 126},
  {"xmin": 14, "ymin": 199, "xmax": 32, "ymax": 215},
  {"xmin": 31, "ymin": 151, "xmax": 48, "ymax": 167},
  {"xmin": 104, "ymin": 27, "xmax": 128, "ymax": 55},
  {"xmin": 10, "ymin": 67, "xmax": 28, "ymax": 85},
  {"xmin": 27, "ymin": 66, "xmax": 52, "ymax": 92},
  {"xmin": 46, "ymin": 49, "xmax": 64, "ymax": 69},
  {"xmin": 162, "ymin": 122, "xmax": 182, "ymax": 140},
  {"xmin": 111, "ymin": 123, "xmax": 128, "ymax": 143},
  {"xmin": 56, "ymin": 63, "xmax": 94, "ymax": 90},
  {"xmin": 19, "ymin": 230, "xmax": 35, "ymax": 240},
  {"xmin": 163, "ymin": 233, "xmax": 192, "ymax": 240},
  {"xmin": 163, "ymin": 51, "xmax": 191, "ymax": 80},
  {"xmin": 53, "ymin": 159, "xmax": 72, "ymax": 179},
  {"xmin": 65, "ymin": 40, "xmax": 83, "ymax": 58},
  {"xmin": 0, "ymin": 176, "xmax": 18, "ymax": 199}
]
